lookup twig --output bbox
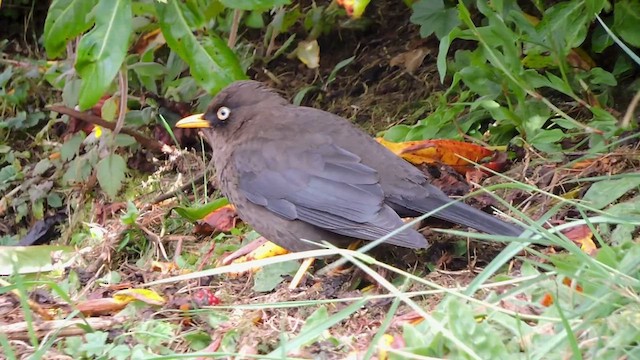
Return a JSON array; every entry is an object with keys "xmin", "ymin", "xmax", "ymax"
[
  {"xmin": 47, "ymin": 105, "xmax": 166, "ymax": 153},
  {"xmin": 1, "ymin": 318, "xmax": 124, "ymax": 341},
  {"xmin": 621, "ymin": 89, "xmax": 640, "ymax": 129},
  {"xmin": 111, "ymin": 67, "xmax": 129, "ymax": 140},
  {"xmin": 227, "ymin": 9, "xmax": 243, "ymax": 48}
]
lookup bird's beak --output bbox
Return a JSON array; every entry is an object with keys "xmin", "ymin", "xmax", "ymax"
[{"xmin": 175, "ymin": 114, "xmax": 211, "ymax": 128}]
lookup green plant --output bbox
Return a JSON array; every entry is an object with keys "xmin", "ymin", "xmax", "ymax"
[{"xmin": 385, "ymin": 0, "xmax": 636, "ymax": 154}]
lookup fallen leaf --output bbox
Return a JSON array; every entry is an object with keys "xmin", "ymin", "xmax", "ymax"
[
  {"xmin": 151, "ymin": 261, "xmax": 178, "ymax": 274},
  {"xmin": 389, "ymin": 47, "xmax": 430, "ymax": 74},
  {"xmin": 76, "ymin": 298, "xmax": 127, "ymax": 316},
  {"xmin": 540, "ymin": 293, "xmax": 554, "ymax": 307},
  {"xmin": 197, "ymin": 204, "xmax": 238, "ymax": 233},
  {"xmin": 113, "ymin": 288, "xmax": 166, "ymax": 306},
  {"xmin": 562, "ymin": 225, "xmax": 597, "ymax": 255},
  {"xmin": 296, "ymin": 40, "xmax": 320, "ymax": 69},
  {"xmin": 562, "ymin": 277, "xmax": 583, "ymax": 292},
  {"xmin": 377, "ymin": 138, "xmax": 503, "ymax": 174}
]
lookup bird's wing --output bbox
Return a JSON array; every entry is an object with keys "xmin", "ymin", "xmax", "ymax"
[{"xmin": 234, "ymin": 139, "xmax": 427, "ymax": 249}]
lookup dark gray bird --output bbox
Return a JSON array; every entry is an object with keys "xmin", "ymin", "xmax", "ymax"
[{"xmin": 176, "ymin": 80, "xmax": 523, "ymax": 252}]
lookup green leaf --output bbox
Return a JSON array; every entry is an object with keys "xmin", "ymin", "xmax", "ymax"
[
  {"xmin": 614, "ymin": 0, "xmax": 640, "ymax": 47},
  {"xmin": 172, "ymin": 198, "xmax": 230, "ymax": 222},
  {"xmin": 0, "ymin": 245, "xmax": 76, "ymax": 275},
  {"xmin": 44, "ymin": 0, "xmax": 99, "ymax": 59},
  {"xmin": 606, "ymin": 195, "xmax": 640, "ymax": 220},
  {"xmin": 245, "ymin": 11, "xmax": 265, "ymax": 28},
  {"xmin": 47, "ymin": 193, "xmax": 63, "ymax": 208},
  {"xmin": 326, "ymin": 56, "xmax": 355, "ymax": 86},
  {"xmin": 33, "ymin": 159, "xmax": 53, "ymax": 176},
  {"xmin": 219, "ymin": 0, "xmax": 290, "ymax": 11},
  {"xmin": 588, "ymin": 67, "xmax": 617, "ymax": 86},
  {"xmin": 582, "ymin": 176, "xmax": 640, "ymax": 210},
  {"xmin": 298, "ymin": 306, "xmax": 329, "ymax": 344},
  {"xmin": 60, "ymin": 132, "xmax": 86, "ymax": 161},
  {"xmin": 156, "ymin": 1, "xmax": 247, "ymax": 94},
  {"xmin": 75, "ymin": 0, "xmax": 132, "ymax": 110},
  {"xmin": 114, "ymin": 134, "xmax": 137, "ymax": 147},
  {"xmin": 63, "ymin": 157, "xmax": 92, "ymax": 184},
  {"xmin": 410, "ymin": 0, "xmax": 460, "ymax": 39},
  {"xmin": 252, "ymin": 260, "xmax": 299, "ymax": 292},
  {"xmin": 129, "ymin": 62, "xmax": 166, "ymax": 77},
  {"xmin": 529, "ymin": 129, "xmax": 565, "ymax": 153},
  {"xmin": 96, "ymin": 153, "xmax": 127, "ymax": 199},
  {"xmin": 382, "ymin": 125, "xmax": 412, "ymax": 142}
]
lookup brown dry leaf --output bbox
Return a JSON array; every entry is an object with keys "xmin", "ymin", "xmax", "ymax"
[
  {"xmin": 377, "ymin": 138, "xmax": 500, "ymax": 174},
  {"xmin": 562, "ymin": 225, "xmax": 597, "ymax": 255},
  {"xmin": 151, "ymin": 261, "xmax": 178, "ymax": 274},
  {"xmin": 76, "ymin": 298, "xmax": 127, "ymax": 316},
  {"xmin": 196, "ymin": 204, "xmax": 238, "ymax": 234},
  {"xmin": 499, "ymin": 293, "xmax": 542, "ymax": 316},
  {"xmin": 133, "ymin": 28, "xmax": 167, "ymax": 55},
  {"xmin": 389, "ymin": 47, "xmax": 430, "ymax": 74}
]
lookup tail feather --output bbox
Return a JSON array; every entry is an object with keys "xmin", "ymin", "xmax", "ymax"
[{"xmin": 393, "ymin": 196, "xmax": 523, "ymax": 237}]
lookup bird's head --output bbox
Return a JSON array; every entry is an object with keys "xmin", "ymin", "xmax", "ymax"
[{"xmin": 175, "ymin": 80, "xmax": 287, "ymax": 134}]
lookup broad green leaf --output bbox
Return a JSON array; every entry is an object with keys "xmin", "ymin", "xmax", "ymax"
[
  {"xmin": 219, "ymin": 0, "xmax": 290, "ymax": 11},
  {"xmin": 172, "ymin": 198, "xmax": 230, "ymax": 222},
  {"xmin": 582, "ymin": 176, "xmax": 640, "ymax": 210},
  {"xmin": 588, "ymin": 67, "xmax": 617, "ymax": 86},
  {"xmin": 607, "ymin": 196, "xmax": 640, "ymax": 220},
  {"xmin": 252, "ymin": 260, "xmax": 299, "ymax": 292},
  {"xmin": 382, "ymin": 124, "xmax": 412, "ymax": 142},
  {"xmin": 410, "ymin": 0, "xmax": 461, "ymax": 39},
  {"xmin": 129, "ymin": 62, "xmax": 166, "ymax": 77},
  {"xmin": 63, "ymin": 157, "xmax": 92, "ymax": 184},
  {"xmin": 614, "ymin": 0, "xmax": 640, "ymax": 47},
  {"xmin": 114, "ymin": 134, "xmax": 137, "ymax": 147},
  {"xmin": 44, "ymin": 0, "xmax": 98, "ymax": 59},
  {"xmin": 60, "ymin": 132, "xmax": 86, "ymax": 161},
  {"xmin": 96, "ymin": 153, "xmax": 127, "ymax": 199},
  {"xmin": 245, "ymin": 11, "xmax": 265, "ymax": 28},
  {"xmin": 156, "ymin": 1, "xmax": 246, "ymax": 94},
  {"xmin": 538, "ymin": 2, "xmax": 589, "ymax": 50},
  {"xmin": 529, "ymin": 129, "xmax": 565, "ymax": 153},
  {"xmin": 75, "ymin": 0, "xmax": 132, "ymax": 110},
  {"xmin": 0, "ymin": 245, "xmax": 76, "ymax": 275}
]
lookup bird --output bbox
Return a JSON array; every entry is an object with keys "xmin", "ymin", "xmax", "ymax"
[{"xmin": 176, "ymin": 80, "xmax": 523, "ymax": 256}]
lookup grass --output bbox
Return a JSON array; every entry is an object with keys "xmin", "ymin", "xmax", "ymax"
[{"xmin": 2, "ymin": 168, "xmax": 639, "ymax": 359}]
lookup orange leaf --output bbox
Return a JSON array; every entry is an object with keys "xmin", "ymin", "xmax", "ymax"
[
  {"xmin": 562, "ymin": 225, "xmax": 597, "ymax": 255},
  {"xmin": 562, "ymin": 277, "xmax": 583, "ymax": 292},
  {"xmin": 540, "ymin": 293, "xmax": 554, "ymax": 307},
  {"xmin": 377, "ymin": 138, "xmax": 499, "ymax": 174},
  {"xmin": 76, "ymin": 298, "xmax": 127, "ymax": 316},
  {"xmin": 197, "ymin": 204, "xmax": 238, "ymax": 233}
]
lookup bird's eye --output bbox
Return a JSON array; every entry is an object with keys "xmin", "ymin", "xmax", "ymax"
[{"xmin": 217, "ymin": 106, "xmax": 231, "ymax": 120}]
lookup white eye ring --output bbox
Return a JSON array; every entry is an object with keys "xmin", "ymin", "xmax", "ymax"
[{"xmin": 217, "ymin": 106, "xmax": 231, "ymax": 120}]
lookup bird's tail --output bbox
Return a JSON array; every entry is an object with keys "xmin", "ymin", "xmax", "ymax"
[{"xmin": 401, "ymin": 197, "xmax": 523, "ymax": 237}]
